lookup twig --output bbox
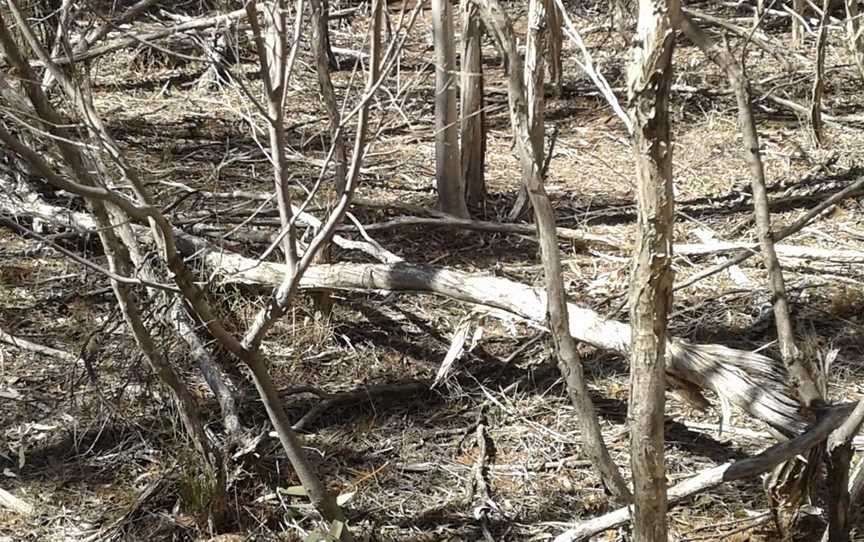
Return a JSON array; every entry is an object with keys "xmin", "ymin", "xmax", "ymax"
[
  {"xmin": 0, "ymin": 326, "xmax": 78, "ymax": 363},
  {"xmin": 336, "ymin": 214, "xmax": 619, "ymax": 247},
  {"xmin": 676, "ymin": 175, "xmax": 864, "ymax": 290}
]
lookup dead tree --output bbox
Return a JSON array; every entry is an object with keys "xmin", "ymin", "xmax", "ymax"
[
  {"xmin": 309, "ymin": 0, "xmax": 349, "ymax": 317},
  {"xmin": 461, "ymin": 0, "xmax": 486, "ymax": 206},
  {"xmin": 546, "ymin": 0, "xmax": 563, "ymax": 94},
  {"xmin": 311, "ymin": 0, "xmax": 348, "ymax": 195},
  {"xmin": 0, "ymin": 3, "xmax": 228, "ymax": 522},
  {"xmin": 793, "ymin": 0, "xmax": 807, "ymax": 47},
  {"xmin": 471, "ymin": 0, "xmax": 632, "ymax": 503},
  {"xmin": 671, "ymin": 6, "xmax": 828, "ymax": 536},
  {"xmin": 845, "ymin": 0, "xmax": 864, "ymax": 82},
  {"xmin": 613, "ymin": 0, "xmax": 631, "ymax": 43},
  {"xmin": 811, "ymin": 0, "xmax": 830, "ymax": 145},
  {"xmin": 509, "ymin": 0, "xmax": 549, "ymax": 222},
  {"xmin": 432, "ymin": 0, "xmax": 469, "ymax": 217},
  {"xmin": 627, "ymin": 0, "xmax": 677, "ymax": 539},
  {"xmin": 508, "ymin": 0, "xmax": 554, "ymax": 221}
]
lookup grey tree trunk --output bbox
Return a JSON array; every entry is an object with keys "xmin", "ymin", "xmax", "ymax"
[
  {"xmin": 432, "ymin": 0, "xmax": 469, "ymax": 217},
  {"xmin": 845, "ymin": 0, "xmax": 864, "ymax": 82},
  {"xmin": 461, "ymin": 0, "xmax": 486, "ymax": 206},
  {"xmin": 310, "ymin": 0, "xmax": 347, "ymax": 194},
  {"xmin": 792, "ymin": 0, "xmax": 806, "ymax": 47},
  {"xmin": 471, "ymin": 0, "xmax": 632, "ymax": 504},
  {"xmin": 627, "ymin": 0, "xmax": 677, "ymax": 539},
  {"xmin": 546, "ymin": 0, "xmax": 563, "ymax": 95}
]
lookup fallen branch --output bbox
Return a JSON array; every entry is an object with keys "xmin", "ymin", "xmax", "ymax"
[
  {"xmin": 1, "ymin": 191, "xmax": 808, "ymax": 435},
  {"xmin": 0, "ymin": 326, "xmax": 78, "ymax": 363},
  {"xmin": 675, "ymin": 242, "xmax": 864, "ymax": 264},
  {"xmin": 677, "ymin": 174, "xmax": 864, "ymax": 290},
  {"xmin": 336, "ymin": 214, "xmax": 619, "ymax": 248},
  {"xmin": 553, "ymin": 402, "xmax": 857, "ymax": 542},
  {"xmin": 0, "ymin": 487, "xmax": 34, "ymax": 516}
]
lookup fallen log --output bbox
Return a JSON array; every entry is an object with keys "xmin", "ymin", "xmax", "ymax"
[
  {"xmin": 2, "ymin": 192, "xmax": 808, "ymax": 436},
  {"xmin": 206, "ymin": 255, "xmax": 807, "ymax": 436}
]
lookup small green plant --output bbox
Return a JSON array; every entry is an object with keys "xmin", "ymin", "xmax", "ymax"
[{"xmin": 177, "ymin": 452, "xmax": 221, "ymax": 518}]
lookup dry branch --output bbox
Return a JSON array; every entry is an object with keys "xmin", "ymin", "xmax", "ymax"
[
  {"xmin": 45, "ymin": 7, "xmax": 253, "ymax": 65},
  {"xmin": 0, "ymin": 487, "xmax": 34, "ymax": 516},
  {"xmin": 0, "ymin": 326, "xmax": 79, "ymax": 363},
  {"xmin": 553, "ymin": 402, "xmax": 857, "ymax": 542},
  {"xmin": 0, "ymin": 187, "xmax": 810, "ymax": 436},
  {"xmin": 676, "ymin": 175, "xmax": 864, "ymax": 290}
]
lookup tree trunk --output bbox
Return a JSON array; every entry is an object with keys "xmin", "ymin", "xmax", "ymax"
[
  {"xmin": 546, "ymin": 0, "xmax": 563, "ymax": 95},
  {"xmin": 461, "ymin": 0, "xmax": 486, "ymax": 207},
  {"xmin": 614, "ymin": 0, "xmax": 630, "ymax": 43},
  {"xmin": 792, "ymin": 0, "xmax": 806, "ymax": 47},
  {"xmin": 627, "ymin": 1, "xmax": 676, "ymax": 539},
  {"xmin": 432, "ymin": 0, "xmax": 469, "ymax": 217},
  {"xmin": 845, "ymin": 0, "xmax": 864, "ymax": 82},
  {"xmin": 310, "ymin": 0, "xmax": 347, "ymax": 194},
  {"xmin": 525, "ymin": 0, "xmax": 546, "ymax": 170},
  {"xmin": 671, "ymin": 7, "xmax": 825, "ymax": 533},
  {"xmin": 471, "ymin": 0, "xmax": 632, "ymax": 503},
  {"xmin": 811, "ymin": 0, "xmax": 830, "ymax": 145}
]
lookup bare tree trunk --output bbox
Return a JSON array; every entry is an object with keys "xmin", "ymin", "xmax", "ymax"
[
  {"xmin": 671, "ymin": 8, "xmax": 825, "ymax": 533},
  {"xmin": 322, "ymin": 0, "xmax": 338, "ymax": 68},
  {"xmin": 461, "ymin": 0, "xmax": 486, "ymax": 207},
  {"xmin": 546, "ymin": 0, "xmax": 563, "ymax": 95},
  {"xmin": 508, "ymin": 0, "xmax": 549, "ymax": 222},
  {"xmin": 310, "ymin": 0, "xmax": 347, "ymax": 194},
  {"xmin": 525, "ymin": 0, "xmax": 546, "ymax": 183},
  {"xmin": 627, "ymin": 1, "xmax": 677, "ymax": 539},
  {"xmin": 672, "ymin": 6, "xmax": 823, "ymax": 418},
  {"xmin": 845, "ymin": 0, "xmax": 864, "ymax": 82},
  {"xmin": 432, "ymin": 0, "xmax": 469, "ymax": 217},
  {"xmin": 793, "ymin": 0, "xmax": 807, "ymax": 47},
  {"xmin": 811, "ymin": 0, "xmax": 830, "ymax": 145},
  {"xmin": 309, "ymin": 0, "xmax": 348, "ymax": 317},
  {"xmin": 821, "ymin": 396, "xmax": 864, "ymax": 541},
  {"xmin": 471, "ymin": 0, "xmax": 631, "ymax": 504}
]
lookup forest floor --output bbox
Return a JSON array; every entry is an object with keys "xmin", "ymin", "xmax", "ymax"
[{"xmin": 2, "ymin": 1, "xmax": 864, "ymax": 541}]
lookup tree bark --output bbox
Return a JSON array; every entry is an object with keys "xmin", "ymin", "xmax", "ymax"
[
  {"xmin": 460, "ymin": 0, "xmax": 486, "ymax": 206},
  {"xmin": 845, "ymin": 0, "xmax": 864, "ymax": 82},
  {"xmin": 432, "ymin": 0, "xmax": 469, "ymax": 217},
  {"xmin": 822, "ymin": 400, "xmax": 864, "ymax": 541},
  {"xmin": 508, "ymin": 0, "xmax": 548, "ymax": 222},
  {"xmin": 792, "ymin": 0, "xmax": 806, "ymax": 47},
  {"xmin": 310, "ymin": 0, "xmax": 348, "ymax": 194},
  {"xmin": 546, "ymin": 0, "xmax": 563, "ymax": 95},
  {"xmin": 811, "ymin": 0, "xmax": 830, "ymax": 145},
  {"xmin": 627, "ymin": 1, "xmax": 677, "ymax": 539}
]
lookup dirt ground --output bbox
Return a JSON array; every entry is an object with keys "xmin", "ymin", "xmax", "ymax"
[{"xmin": 2, "ymin": 1, "xmax": 864, "ymax": 541}]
